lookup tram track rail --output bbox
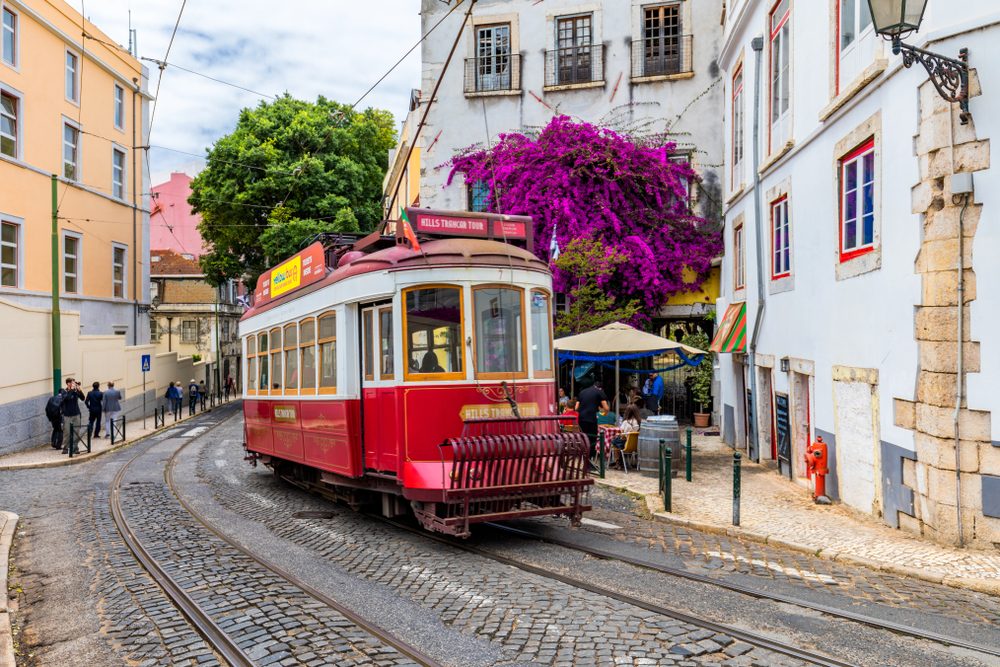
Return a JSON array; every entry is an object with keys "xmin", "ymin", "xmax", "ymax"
[
  {"xmin": 110, "ymin": 406, "xmax": 445, "ymax": 667},
  {"xmin": 482, "ymin": 521, "xmax": 1000, "ymax": 660}
]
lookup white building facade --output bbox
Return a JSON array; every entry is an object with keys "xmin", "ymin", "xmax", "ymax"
[
  {"xmin": 417, "ymin": 0, "xmax": 725, "ymax": 224},
  {"xmin": 717, "ymin": 0, "xmax": 1000, "ymax": 546}
]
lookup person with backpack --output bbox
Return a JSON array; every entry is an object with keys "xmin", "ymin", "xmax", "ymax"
[
  {"xmin": 102, "ymin": 381, "xmax": 123, "ymax": 438},
  {"xmin": 188, "ymin": 378, "xmax": 199, "ymax": 415},
  {"xmin": 85, "ymin": 381, "xmax": 104, "ymax": 439},
  {"xmin": 45, "ymin": 390, "xmax": 65, "ymax": 450},
  {"xmin": 60, "ymin": 378, "xmax": 85, "ymax": 453}
]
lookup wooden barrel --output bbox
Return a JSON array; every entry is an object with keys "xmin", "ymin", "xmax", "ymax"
[{"xmin": 638, "ymin": 415, "xmax": 682, "ymax": 477}]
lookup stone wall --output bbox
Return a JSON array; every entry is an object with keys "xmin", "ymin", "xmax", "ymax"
[{"xmin": 893, "ymin": 76, "xmax": 999, "ymax": 547}]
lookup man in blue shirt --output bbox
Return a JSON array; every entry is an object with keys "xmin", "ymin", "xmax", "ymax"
[{"xmin": 645, "ymin": 371, "xmax": 665, "ymax": 414}]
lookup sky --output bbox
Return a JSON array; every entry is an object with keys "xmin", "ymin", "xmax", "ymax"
[{"xmin": 80, "ymin": 1, "xmax": 423, "ymax": 185}]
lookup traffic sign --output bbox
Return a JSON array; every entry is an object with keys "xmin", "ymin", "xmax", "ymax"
[{"xmin": 141, "ymin": 354, "xmax": 151, "ymax": 372}]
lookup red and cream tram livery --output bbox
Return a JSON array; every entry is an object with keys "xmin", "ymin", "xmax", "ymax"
[{"xmin": 241, "ymin": 209, "xmax": 592, "ymax": 536}]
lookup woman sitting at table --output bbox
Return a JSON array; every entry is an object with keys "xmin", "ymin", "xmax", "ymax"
[{"xmin": 611, "ymin": 405, "xmax": 642, "ymax": 456}]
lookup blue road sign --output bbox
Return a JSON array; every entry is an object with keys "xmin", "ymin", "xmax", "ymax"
[{"xmin": 141, "ymin": 354, "xmax": 151, "ymax": 372}]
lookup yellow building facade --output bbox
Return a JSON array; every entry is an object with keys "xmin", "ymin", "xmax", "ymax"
[
  {"xmin": 0, "ymin": 0, "xmax": 150, "ymax": 339},
  {"xmin": 382, "ymin": 89, "xmax": 422, "ymax": 218}
]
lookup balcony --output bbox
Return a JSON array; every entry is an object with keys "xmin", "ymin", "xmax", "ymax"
[
  {"xmin": 544, "ymin": 44, "xmax": 605, "ymax": 89},
  {"xmin": 464, "ymin": 54, "xmax": 521, "ymax": 95},
  {"xmin": 631, "ymin": 35, "xmax": 694, "ymax": 81}
]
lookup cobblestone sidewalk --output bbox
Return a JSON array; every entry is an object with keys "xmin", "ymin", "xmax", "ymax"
[
  {"xmin": 598, "ymin": 432, "xmax": 1000, "ymax": 596},
  {"xmin": 0, "ymin": 399, "xmax": 237, "ymax": 471}
]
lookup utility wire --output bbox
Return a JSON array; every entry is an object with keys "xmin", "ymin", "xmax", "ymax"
[
  {"xmin": 148, "ymin": 0, "xmax": 188, "ymax": 142},
  {"xmin": 141, "ymin": 57, "xmax": 276, "ymax": 100}
]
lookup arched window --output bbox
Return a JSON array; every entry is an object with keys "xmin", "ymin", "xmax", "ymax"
[
  {"xmin": 530, "ymin": 289, "xmax": 553, "ymax": 377},
  {"xmin": 246, "ymin": 335, "xmax": 257, "ymax": 394},
  {"xmin": 258, "ymin": 332, "xmax": 269, "ymax": 391},
  {"xmin": 403, "ymin": 286, "xmax": 464, "ymax": 381},
  {"xmin": 299, "ymin": 317, "xmax": 317, "ymax": 394},
  {"xmin": 283, "ymin": 323, "xmax": 298, "ymax": 394},
  {"xmin": 269, "ymin": 327, "xmax": 282, "ymax": 395},
  {"xmin": 473, "ymin": 286, "xmax": 526, "ymax": 379}
]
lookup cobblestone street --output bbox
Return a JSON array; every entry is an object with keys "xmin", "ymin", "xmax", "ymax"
[{"xmin": 0, "ymin": 407, "xmax": 997, "ymax": 666}]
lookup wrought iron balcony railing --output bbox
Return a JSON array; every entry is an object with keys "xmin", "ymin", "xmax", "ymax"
[
  {"xmin": 464, "ymin": 53, "xmax": 521, "ymax": 94},
  {"xmin": 544, "ymin": 44, "xmax": 605, "ymax": 87},
  {"xmin": 631, "ymin": 35, "xmax": 693, "ymax": 79}
]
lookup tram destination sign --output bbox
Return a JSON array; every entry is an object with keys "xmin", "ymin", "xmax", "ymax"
[
  {"xmin": 254, "ymin": 242, "xmax": 327, "ymax": 306},
  {"xmin": 405, "ymin": 208, "xmax": 533, "ymax": 251}
]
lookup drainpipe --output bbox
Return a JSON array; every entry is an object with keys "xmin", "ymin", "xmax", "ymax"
[
  {"xmin": 954, "ymin": 189, "xmax": 970, "ymax": 547},
  {"xmin": 131, "ymin": 78, "xmax": 139, "ymax": 345},
  {"xmin": 747, "ymin": 36, "xmax": 766, "ymax": 462}
]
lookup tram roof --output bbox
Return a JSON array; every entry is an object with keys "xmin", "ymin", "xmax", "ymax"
[{"xmin": 242, "ymin": 238, "xmax": 549, "ymax": 320}]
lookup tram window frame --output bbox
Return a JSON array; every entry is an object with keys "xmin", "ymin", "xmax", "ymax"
[
  {"xmin": 258, "ymin": 332, "xmax": 269, "ymax": 393},
  {"xmin": 269, "ymin": 327, "xmax": 283, "ymax": 395},
  {"xmin": 472, "ymin": 284, "xmax": 528, "ymax": 380},
  {"xmin": 283, "ymin": 323, "xmax": 298, "ymax": 395},
  {"xmin": 299, "ymin": 317, "xmax": 317, "ymax": 395},
  {"xmin": 529, "ymin": 289, "xmax": 555, "ymax": 378},
  {"xmin": 402, "ymin": 285, "xmax": 466, "ymax": 382},
  {"xmin": 362, "ymin": 309, "xmax": 374, "ymax": 382},
  {"xmin": 246, "ymin": 335, "xmax": 257, "ymax": 395},
  {"xmin": 318, "ymin": 311, "xmax": 337, "ymax": 394},
  {"xmin": 378, "ymin": 306, "xmax": 394, "ymax": 381}
]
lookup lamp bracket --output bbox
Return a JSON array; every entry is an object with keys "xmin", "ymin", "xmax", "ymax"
[{"xmin": 893, "ymin": 37, "xmax": 971, "ymax": 124}]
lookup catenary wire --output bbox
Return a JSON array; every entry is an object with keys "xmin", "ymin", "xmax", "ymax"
[{"xmin": 141, "ymin": 57, "xmax": 276, "ymax": 100}]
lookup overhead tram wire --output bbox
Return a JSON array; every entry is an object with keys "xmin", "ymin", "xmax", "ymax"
[
  {"xmin": 56, "ymin": 0, "xmax": 87, "ymax": 217},
  {"xmin": 140, "ymin": 58, "xmax": 276, "ymax": 100},
  {"xmin": 148, "ymin": 0, "xmax": 188, "ymax": 142}
]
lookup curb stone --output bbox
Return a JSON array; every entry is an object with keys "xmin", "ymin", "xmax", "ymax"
[
  {"xmin": 0, "ymin": 402, "xmax": 235, "ymax": 471},
  {"xmin": 1, "ymin": 511, "xmax": 18, "ymax": 667},
  {"xmin": 648, "ymin": 510, "xmax": 1000, "ymax": 597}
]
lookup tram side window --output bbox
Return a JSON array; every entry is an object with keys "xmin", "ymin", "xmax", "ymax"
[
  {"xmin": 404, "ymin": 287, "xmax": 463, "ymax": 377},
  {"xmin": 258, "ymin": 332, "xmax": 269, "ymax": 390},
  {"xmin": 284, "ymin": 324, "xmax": 298, "ymax": 394},
  {"xmin": 247, "ymin": 336, "xmax": 257, "ymax": 393},
  {"xmin": 318, "ymin": 313, "xmax": 337, "ymax": 392},
  {"xmin": 269, "ymin": 327, "xmax": 282, "ymax": 393},
  {"xmin": 530, "ymin": 290, "xmax": 553, "ymax": 375},
  {"xmin": 379, "ymin": 307, "xmax": 394, "ymax": 380},
  {"xmin": 474, "ymin": 287, "xmax": 525, "ymax": 376},
  {"xmin": 300, "ymin": 318, "xmax": 316, "ymax": 393},
  {"xmin": 362, "ymin": 310, "xmax": 374, "ymax": 381}
]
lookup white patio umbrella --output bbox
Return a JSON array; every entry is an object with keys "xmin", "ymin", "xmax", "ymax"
[{"xmin": 555, "ymin": 322, "xmax": 707, "ymax": 413}]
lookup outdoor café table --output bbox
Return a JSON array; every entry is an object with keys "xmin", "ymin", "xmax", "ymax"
[{"xmin": 597, "ymin": 426, "xmax": 621, "ymax": 467}]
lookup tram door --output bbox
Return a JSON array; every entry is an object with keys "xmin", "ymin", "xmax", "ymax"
[{"xmin": 361, "ymin": 303, "xmax": 399, "ymax": 473}]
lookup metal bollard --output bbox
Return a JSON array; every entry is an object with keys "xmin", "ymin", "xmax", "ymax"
[
  {"xmin": 685, "ymin": 427, "xmax": 693, "ymax": 482},
  {"xmin": 598, "ymin": 431, "xmax": 606, "ymax": 479},
  {"xmin": 733, "ymin": 451, "xmax": 742, "ymax": 526},
  {"xmin": 658, "ymin": 439, "xmax": 666, "ymax": 493},
  {"xmin": 663, "ymin": 447, "xmax": 673, "ymax": 512}
]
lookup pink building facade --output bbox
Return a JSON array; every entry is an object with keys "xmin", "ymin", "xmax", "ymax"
[{"xmin": 150, "ymin": 172, "xmax": 207, "ymax": 257}]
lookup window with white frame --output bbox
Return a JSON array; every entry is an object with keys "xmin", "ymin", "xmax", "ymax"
[
  {"xmin": 2, "ymin": 6, "xmax": 15, "ymax": 67},
  {"xmin": 668, "ymin": 152, "xmax": 693, "ymax": 207},
  {"xmin": 63, "ymin": 233, "xmax": 80, "ymax": 293},
  {"xmin": 114, "ymin": 84, "xmax": 125, "ymax": 129},
  {"xmin": 771, "ymin": 197, "xmax": 791, "ymax": 278},
  {"xmin": 0, "ymin": 89, "xmax": 17, "ymax": 158},
  {"xmin": 475, "ymin": 24, "xmax": 512, "ymax": 91},
  {"xmin": 112, "ymin": 245, "xmax": 126, "ymax": 298},
  {"xmin": 1, "ymin": 220, "xmax": 18, "ymax": 287},
  {"xmin": 181, "ymin": 319, "xmax": 198, "ymax": 344},
  {"xmin": 63, "ymin": 123, "xmax": 79, "ymax": 180},
  {"xmin": 838, "ymin": 0, "xmax": 875, "ymax": 92},
  {"xmin": 65, "ymin": 51, "xmax": 79, "ymax": 102},
  {"xmin": 839, "ymin": 138, "xmax": 875, "ymax": 260},
  {"xmin": 731, "ymin": 65, "xmax": 744, "ymax": 188},
  {"xmin": 769, "ymin": 0, "xmax": 791, "ymax": 153},
  {"xmin": 734, "ymin": 223, "xmax": 745, "ymax": 290},
  {"xmin": 112, "ymin": 147, "xmax": 126, "ymax": 199}
]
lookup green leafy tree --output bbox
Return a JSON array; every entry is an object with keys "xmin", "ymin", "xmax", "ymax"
[
  {"xmin": 554, "ymin": 238, "xmax": 640, "ymax": 337},
  {"xmin": 681, "ymin": 329, "xmax": 713, "ymax": 412},
  {"xmin": 190, "ymin": 94, "xmax": 396, "ymax": 286}
]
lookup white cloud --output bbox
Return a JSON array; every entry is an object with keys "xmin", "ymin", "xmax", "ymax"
[{"xmin": 80, "ymin": 1, "xmax": 422, "ymax": 184}]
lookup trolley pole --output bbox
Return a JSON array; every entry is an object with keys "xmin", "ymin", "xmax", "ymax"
[{"xmin": 50, "ymin": 175, "xmax": 62, "ymax": 395}]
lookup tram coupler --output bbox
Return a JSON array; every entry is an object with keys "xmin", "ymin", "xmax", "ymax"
[
  {"xmin": 243, "ymin": 446, "xmax": 261, "ymax": 467},
  {"xmin": 804, "ymin": 436, "xmax": 832, "ymax": 505}
]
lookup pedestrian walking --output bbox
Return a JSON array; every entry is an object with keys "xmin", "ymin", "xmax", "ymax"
[
  {"xmin": 225, "ymin": 375, "xmax": 235, "ymax": 400},
  {"xmin": 102, "ymin": 381, "xmax": 123, "ymax": 438},
  {"xmin": 60, "ymin": 378, "xmax": 85, "ymax": 453},
  {"xmin": 165, "ymin": 382, "xmax": 179, "ymax": 419},
  {"xmin": 575, "ymin": 380, "xmax": 610, "ymax": 464},
  {"xmin": 85, "ymin": 381, "xmax": 104, "ymax": 439},
  {"xmin": 199, "ymin": 380, "xmax": 207, "ymax": 408},
  {"xmin": 188, "ymin": 378, "xmax": 199, "ymax": 415},
  {"xmin": 44, "ymin": 390, "xmax": 65, "ymax": 450}
]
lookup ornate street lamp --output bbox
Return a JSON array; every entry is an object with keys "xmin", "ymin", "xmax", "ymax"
[{"xmin": 867, "ymin": 0, "xmax": 971, "ymax": 123}]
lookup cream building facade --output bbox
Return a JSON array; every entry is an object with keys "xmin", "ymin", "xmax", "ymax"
[{"xmin": 716, "ymin": 0, "xmax": 1000, "ymax": 547}]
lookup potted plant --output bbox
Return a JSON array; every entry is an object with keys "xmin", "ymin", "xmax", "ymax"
[{"xmin": 682, "ymin": 331, "xmax": 714, "ymax": 427}]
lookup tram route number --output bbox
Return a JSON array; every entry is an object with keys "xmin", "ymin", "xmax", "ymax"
[{"xmin": 460, "ymin": 402, "xmax": 540, "ymax": 420}]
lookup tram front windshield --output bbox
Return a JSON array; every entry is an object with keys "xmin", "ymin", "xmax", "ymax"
[{"xmin": 405, "ymin": 287, "xmax": 463, "ymax": 375}]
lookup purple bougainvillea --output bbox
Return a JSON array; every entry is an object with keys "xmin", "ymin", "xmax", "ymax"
[{"xmin": 447, "ymin": 116, "xmax": 722, "ymax": 317}]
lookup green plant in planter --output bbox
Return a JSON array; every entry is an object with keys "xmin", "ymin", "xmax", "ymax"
[{"xmin": 682, "ymin": 331, "xmax": 713, "ymax": 413}]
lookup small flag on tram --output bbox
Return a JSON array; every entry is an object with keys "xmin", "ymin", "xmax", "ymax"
[{"xmin": 400, "ymin": 208, "xmax": 422, "ymax": 252}]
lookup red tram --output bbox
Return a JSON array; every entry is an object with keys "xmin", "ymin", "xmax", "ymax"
[{"xmin": 241, "ymin": 209, "xmax": 592, "ymax": 536}]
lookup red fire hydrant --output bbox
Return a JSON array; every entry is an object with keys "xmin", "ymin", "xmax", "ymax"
[{"xmin": 804, "ymin": 436, "xmax": 832, "ymax": 505}]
